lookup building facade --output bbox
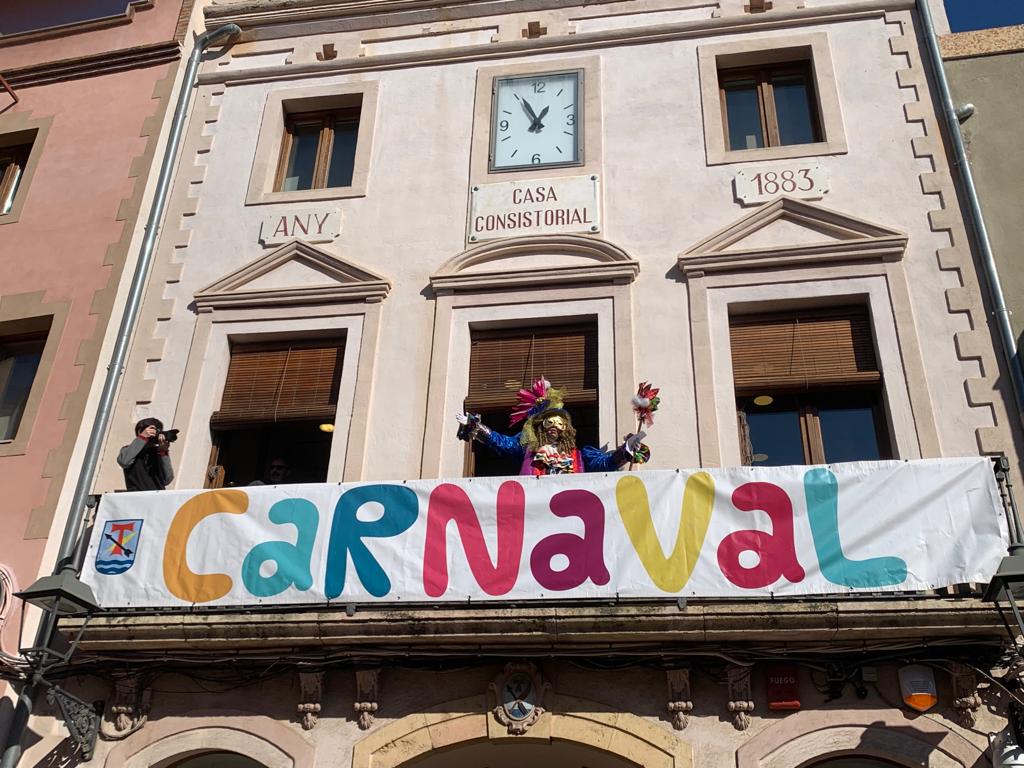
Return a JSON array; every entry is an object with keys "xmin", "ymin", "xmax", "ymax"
[
  {"xmin": 9, "ymin": 0, "xmax": 1024, "ymax": 766},
  {"xmin": 0, "ymin": 0, "xmax": 198, "ymax": 659}
]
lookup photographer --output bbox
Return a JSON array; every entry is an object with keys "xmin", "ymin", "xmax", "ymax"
[{"xmin": 117, "ymin": 417, "xmax": 176, "ymax": 491}]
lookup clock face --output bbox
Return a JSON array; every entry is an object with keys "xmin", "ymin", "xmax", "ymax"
[{"xmin": 490, "ymin": 70, "xmax": 582, "ymax": 172}]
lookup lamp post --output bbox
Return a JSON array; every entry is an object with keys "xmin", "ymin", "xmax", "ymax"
[{"xmin": 3, "ymin": 569, "xmax": 102, "ymax": 763}]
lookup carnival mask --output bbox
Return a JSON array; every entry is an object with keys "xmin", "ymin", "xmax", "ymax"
[{"xmin": 542, "ymin": 414, "xmax": 567, "ymax": 441}]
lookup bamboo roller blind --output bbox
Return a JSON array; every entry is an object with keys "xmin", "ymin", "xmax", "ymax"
[
  {"xmin": 729, "ymin": 307, "xmax": 879, "ymax": 392},
  {"xmin": 466, "ymin": 325, "xmax": 598, "ymax": 412},
  {"xmin": 211, "ymin": 340, "xmax": 345, "ymax": 427}
]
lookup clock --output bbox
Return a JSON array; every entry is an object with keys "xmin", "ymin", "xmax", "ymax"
[{"xmin": 489, "ymin": 70, "xmax": 582, "ymax": 172}]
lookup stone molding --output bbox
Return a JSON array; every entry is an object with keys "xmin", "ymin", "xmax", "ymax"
[
  {"xmin": 735, "ymin": 707, "xmax": 984, "ymax": 768},
  {"xmin": 197, "ymin": 1, "xmax": 913, "ymax": 85},
  {"xmin": 351, "ymin": 692, "xmax": 693, "ymax": 768},
  {"xmin": 430, "ymin": 234, "xmax": 639, "ymax": 293},
  {"xmin": 2, "ymin": 42, "xmax": 181, "ymax": 89},
  {"xmin": 0, "ymin": 1, "xmax": 154, "ymax": 49},
  {"xmin": 886, "ymin": 9, "xmax": 1017, "ymax": 458},
  {"xmin": 68, "ymin": 598, "xmax": 1003, "ymax": 654},
  {"xmin": 194, "ymin": 237, "xmax": 392, "ymax": 309},
  {"xmin": 678, "ymin": 196, "xmax": 908, "ymax": 276}
]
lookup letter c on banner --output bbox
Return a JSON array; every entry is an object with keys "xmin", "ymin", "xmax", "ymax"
[{"xmin": 163, "ymin": 489, "xmax": 248, "ymax": 603}]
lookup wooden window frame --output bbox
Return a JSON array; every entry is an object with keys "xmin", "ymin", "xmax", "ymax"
[
  {"xmin": 273, "ymin": 107, "xmax": 361, "ymax": 193},
  {"xmin": 718, "ymin": 61, "xmax": 821, "ymax": 151},
  {"xmin": 0, "ymin": 143, "xmax": 31, "ymax": 215},
  {"xmin": 737, "ymin": 391, "xmax": 891, "ymax": 466},
  {"xmin": 731, "ymin": 306, "xmax": 891, "ymax": 466}
]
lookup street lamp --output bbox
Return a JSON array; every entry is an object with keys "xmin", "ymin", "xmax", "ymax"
[{"xmin": 8, "ymin": 566, "xmax": 102, "ymax": 761}]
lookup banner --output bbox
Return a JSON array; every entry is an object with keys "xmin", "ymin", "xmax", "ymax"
[{"xmin": 82, "ymin": 458, "xmax": 1008, "ymax": 608}]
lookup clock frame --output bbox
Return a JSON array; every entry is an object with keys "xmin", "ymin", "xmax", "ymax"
[{"xmin": 488, "ymin": 69, "xmax": 584, "ymax": 173}]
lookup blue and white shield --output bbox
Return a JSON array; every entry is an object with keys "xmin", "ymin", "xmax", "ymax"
[{"xmin": 95, "ymin": 519, "xmax": 143, "ymax": 575}]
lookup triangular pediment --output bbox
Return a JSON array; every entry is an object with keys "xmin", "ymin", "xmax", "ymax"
[
  {"xmin": 679, "ymin": 197, "xmax": 907, "ymax": 276},
  {"xmin": 195, "ymin": 239, "xmax": 391, "ymax": 309}
]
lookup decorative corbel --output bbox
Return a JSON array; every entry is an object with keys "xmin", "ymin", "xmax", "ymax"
[
  {"xmin": 949, "ymin": 663, "xmax": 982, "ymax": 727},
  {"xmin": 297, "ymin": 672, "xmax": 323, "ymax": 731},
  {"xmin": 666, "ymin": 668, "xmax": 693, "ymax": 730},
  {"xmin": 727, "ymin": 666, "xmax": 754, "ymax": 731},
  {"xmin": 354, "ymin": 669, "xmax": 380, "ymax": 730},
  {"xmin": 104, "ymin": 674, "xmax": 150, "ymax": 738}
]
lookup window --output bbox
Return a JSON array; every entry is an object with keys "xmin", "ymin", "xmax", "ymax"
[
  {"xmin": 0, "ymin": 143, "xmax": 31, "ymax": 216},
  {"xmin": 698, "ymin": 33, "xmax": 847, "ymax": 165},
  {"xmin": 465, "ymin": 324, "xmax": 598, "ymax": 477},
  {"xmin": 275, "ymin": 106, "xmax": 360, "ymax": 192},
  {"xmin": 731, "ymin": 306, "xmax": 891, "ymax": 466},
  {"xmin": 247, "ymin": 84, "xmax": 378, "ymax": 205},
  {"xmin": 207, "ymin": 339, "xmax": 345, "ymax": 487},
  {"xmin": 0, "ymin": 324, "xmax": 49, "ymax": 441},
  {"xmin": 720, "ymin": 62, "xmax": 820, "ymax": 151}
]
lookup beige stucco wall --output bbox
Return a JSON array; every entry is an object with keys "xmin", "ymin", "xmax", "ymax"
[{"xmin": 93, "ymin": 0, "xmax": 1021, "ymax": 491}]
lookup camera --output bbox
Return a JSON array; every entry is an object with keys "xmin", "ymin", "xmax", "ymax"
[{"xmin": 149, "ymin": 428, "xmax": 179, "ymax": 444}]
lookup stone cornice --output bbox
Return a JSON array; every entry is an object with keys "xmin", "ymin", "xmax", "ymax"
[
  {"xmin": 66, "ymin": 598, "xmax": 1003, "ymax": 655},
  {"xmin": 2, "ymin": 40, "xmax": 181, "ymax": 88},
  {"xmin": 198, "ymin": 0, "xmax": 914, "ymax": 85},
  {"xmin": 0, "ymin": 1, "xmax": 153, "ymax": 49}
]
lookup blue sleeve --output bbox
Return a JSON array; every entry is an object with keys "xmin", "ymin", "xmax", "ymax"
[
  {"xmin": 580, "ymin": 445, "xmax": 627, "ymax": 472},
  {"xmin": 480, "ymin": 430, "xmax": 525, "ymax": 460}
]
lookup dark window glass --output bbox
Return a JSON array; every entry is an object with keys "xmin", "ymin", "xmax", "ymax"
[
  {"xmin": 0, "ymin": 143, "xmax": 32, "ymax": 215},
  {"xmin": 744, "ymin": 402, "xmax": 804, "ymax": 466},
  {"xmin": 818, "ymin": 402, "xmax": 883, "ymax": 463},
  {"xmin": 326, "ymin": 119, "xmax": 359, "ymax": 188},
  {"xmin": 282, "ymin": 125, "xmax": 320, "ymax": 191},
  {"xmin": 772, "ymin": 73, "xmax": 818, "ymax": 145},
  {"xmin": 276, "ymin": 105, "xmax": 361, "ymax": 192},
  {"xmin": 724, "ymin": 81, "xmax": 765, "ymax": 150},
  {"xmin": 719, "ymin": 62, "xmax": 821, "ymax": 151},
  {"xmin": 0, "ymin": 333, "xmax": 47, "ymax": 441}
]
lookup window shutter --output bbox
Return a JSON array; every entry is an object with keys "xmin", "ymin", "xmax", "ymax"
[
  {"xmin": 211, "ymin": 340, "xmax": 344, "ymax": 427},
  {"xmin": 729, "ymin": 307, "xmax": 879, "ymax": 392},
  {"xmin": 466, "ymin": 325, "xmax": 598, "ymax": 412}
]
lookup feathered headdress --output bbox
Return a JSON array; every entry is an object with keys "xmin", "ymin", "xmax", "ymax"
[{"xmin": 510, "ymin": 377, "xmax": 566, "ymax": 426}]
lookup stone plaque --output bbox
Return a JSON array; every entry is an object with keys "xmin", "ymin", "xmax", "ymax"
[
  {"xmin": 734, "ymin": 163, "xmax": 828, "ymax": 206},
  {"xmin": 259, "ymin": 206, "xmax": 341, "ymax": 246},
  {"xmin": 468, "ymin": 174, "xmax": 601, "ymax": 243}
]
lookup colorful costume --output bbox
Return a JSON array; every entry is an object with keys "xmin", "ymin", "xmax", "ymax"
[{"xmin": 457, "ymin": 379, "xmax": 650, "ymax": 476}]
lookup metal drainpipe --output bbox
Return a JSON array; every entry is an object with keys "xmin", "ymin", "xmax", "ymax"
[
  {"xmin": 916, "ymin": 0, "xmax": 1024, "ymax": 428},
  {"xmin": 0, "ymin": 23, "xmax": 240, "ymax": 768}
]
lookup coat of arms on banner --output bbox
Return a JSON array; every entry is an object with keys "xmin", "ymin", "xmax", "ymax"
[{"xmin": 95, "ymin": 519, "xmax": 143, "ymax": 575}]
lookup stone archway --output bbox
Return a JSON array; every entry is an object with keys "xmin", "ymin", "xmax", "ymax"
[
  {"xmin": 103, "ymin": 713, "xmax": 315, "ymax": 768},
  {"xmin": 735, "ymin": 708, "xmax": 986, "ymax": 768},
  {"xmin": 352, "ymin": 694, "xmax": 691, "ymax": 768}
]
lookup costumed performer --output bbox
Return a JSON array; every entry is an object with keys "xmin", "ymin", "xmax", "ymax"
[{"xmin": 456, "ymin": 378, "xmax": 650, "ymax": 475}]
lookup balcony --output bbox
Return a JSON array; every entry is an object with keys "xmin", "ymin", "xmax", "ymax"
[{"xmin": 68, "ymin": 456, "xmax": 1015, "ymax": 658}]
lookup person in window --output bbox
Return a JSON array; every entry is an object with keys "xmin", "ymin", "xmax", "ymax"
[
  {"xmin": 118, "ymin": 418, "xmax": 175, "ymax": 491},
  {"xmin": 250, "ymin": 457, "xmax": 292, "ymax": 486},
  {"xmin": 456, "ymin": 378, "xmax": 649, "ymax": 476}
]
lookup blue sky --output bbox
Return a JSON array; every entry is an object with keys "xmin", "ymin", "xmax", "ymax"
[{"xmin": 944, "ymin": 0, "xmax": 1024, "ymax": 32}]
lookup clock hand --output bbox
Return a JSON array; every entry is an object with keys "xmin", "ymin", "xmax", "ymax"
[
  {"xmin": 521, "ymin": 98, "xmax": 540, "ymax": 132},
  {"xmin": 533, "ymin": 105, "xmax": 550, "ymax": 132}
]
